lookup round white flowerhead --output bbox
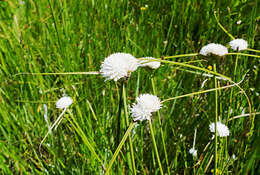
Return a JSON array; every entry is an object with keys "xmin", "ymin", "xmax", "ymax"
[
  {"xmin": 130, "ymin": 94, "xmax": 162, "ymax": 121},
  {"xmin": 100, "ymin": 53, "xmax": 139, "ymax": 81},
  {"xmin": 209, "ymin": 121, "xmax": 230, "ymax": 137},
  {"xmin": 56, "ymin": 96, "xmax": 73, "ymax": 109},
  {"xmin": 139, "ymin": 57, "xmax": 161, "ymax": 69},
  {"xmin": 229, "ymin": 39, "xmax": 248, "ymax": 51},
  {"xmin": 189, "ymin": 148, "xmax": 197, "ymax": 157},
  {"xmin": 130, "ymin": 103, "xmax": 152, "ymax": 121},
  {"xmin": 200, "ymin": 43, "xmax": 228, "ymax": 56}
]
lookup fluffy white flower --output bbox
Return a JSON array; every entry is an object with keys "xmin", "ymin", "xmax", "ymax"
[
  {"xmin": 43, "ymin": 104, "xmax": 48, "ymax": 123},
  {"xmin": 232, "ymin": 154, "xmax": 236, "ymax": 160},
  {"xmin": 189, "ymin": 148, "xmax": 197, "ymax": 157},
  {"xmin": 139, "ymin": 57, "xmax": 161, "ymax": 69},
  {"xmin": 56, "ymin": 96, "xmax": 73, "ymax": 109},
  {"xmin": 100, "ymin": 53, "xmax": 139, "ymax": 81},
  {"xmin": 200, "ymin": 43, "xmax": 228, "ymax": 56},
  {"xmin": 130, "ymin": 94, "xmax": 162, "ymax": 121},
  {"xmin": 136, "ymin": 94, "xmax": 162, "ymax": 112},
  {"xmin": 209, "ymin": 121, "xmax": 230, "ymax": 137},
  {"xmin": 130, "ymin": 103, "xmax": 152, "ymax": 121},
  {"xmin": 229, "ymin": 39, "xmax": 248, "ymax": 51},
  {"xmin": 40, "ymin": 96, "xmax": 73, "ymax": 150}
]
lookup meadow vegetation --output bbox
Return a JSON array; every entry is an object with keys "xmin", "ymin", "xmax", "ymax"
[{"xmin": 0, "ymin": 0, "xmax": 259, "ymax": 174}]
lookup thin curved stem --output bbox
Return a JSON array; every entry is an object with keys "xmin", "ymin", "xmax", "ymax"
[
  {"xmin": 39, "ymin": 108, "xmax": 67, "ymax": 154},
  {"xmin": 155, "ymin": 58, "xmax": 252, "ymax": 122},
  {"xmin": 228, "ymin": 112, "xmax": 260, "ymax": 122},
  {"xmin": 116, "ymin": 81, "xmax": 124, "ymax": 147},
  {"xmin": 151, "ymin": 78, "xmax": 170, "ymax": 175},
  {"xmin": 227, "ymin": 51, "xmax": 239, "ymax": 122},
  {"xmin": 161, "ymin": 78, "xmax": 244, "ymax": 103},
  {"xmin": 192, "ymin": 128, "xmax": 197, "ymax": 149},
  {"xmin": 122, "ymin": 83, "xmax": 136, "ymax": 175},
  {"xmin": 150, "ymin": 58, "xmax": 231, "ymax": 80},
  {"xmin": 176, "ymin": 68, "xmax": 228, "ymax": 81},
  {"xmin": 15, "ymin": 71, "xmax": 100, "ymax": 76},
  {"xmin": 214, "ymin": 12, "xmax": 235, "ymax": 40},
  {"xmin": 149, "ymin": 120, "xmax": 164, "ymax": 175},
  {"xmin": 246, "ymin": 48, "xmax": 260, "ymax": 53},
  {"xmin": 226, "ymin": 53, "xmax": 260, "ymax": 58},
  {"xmin": 164, "ymin": 53, "xmax": 199, "ymax": 59},
  {"xmin": 213, "ymin": 64, "xmax": 218, "ymax": 175},
  {"xmin": 105, "ymin": 122, "xmax": 136, "ymax": 175}
]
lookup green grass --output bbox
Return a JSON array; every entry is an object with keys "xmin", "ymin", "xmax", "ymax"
[{"xmin": 0, "ymin": 0, "xmax": 259, "ymax": 174}]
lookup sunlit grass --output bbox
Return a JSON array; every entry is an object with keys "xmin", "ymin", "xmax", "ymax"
[{"xmin": 0, "ymin": 0, "xmax": 259, "ymax": 174}]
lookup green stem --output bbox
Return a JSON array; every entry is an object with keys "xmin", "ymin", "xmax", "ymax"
[
  {"xmin": 226, "ymin": 53, "xmax": 260, "ymax": 58},
  {"xmin": 149, "ymin": 120, "xmax": 164, "ymax": 175},
  {"xmin": 227, "ymin": 52, "xmax": 239, "ymax": 122},
  {"xmin": 161, "ymin": 82, "xmax": 242, "ymax": 103},
  {"xmin": 116, "ymin": 81, "xmax": 124, "ymax": 147},
  {"xmin": 151, "ymin": 58, "xmax": 231, "ymax": 80},
  {"xmin": 164, "ymin": 53, "xmax": 199, "ymax": 59},
  {"xmin": 246, "ymin": 48, "xmax": 260, "ymax": 53},
  {"xmin": 105, "ymin": 122, "xmax": 136, "ymax": 175},
  {"xmin": 14, "ymin": 71, "xmax": 100, "ymax": 76},
  {"xmin": 123, "ymin": 83, "xmax": 136, "ymax": 175},
  {"xmin": 192, "ymin": 128, "xmax": 197, "ymax": 149},
  {"xmin": 156, "ymin": 58, "xmax": 252, "ymax": 122},
  {"xmin": 228, "ymin": 112, "xmax": 260, "ymax": 122},
  {"xmin": 39, "ymin": 108, "xmax": 67, "ymax": 154},
  {"xmin": 214, "ymin": 64, "xmax": 218, "ymax": 175},
  {"xmin": 151, "ymin": 78, "xmax": 170, "ymax": 175},
  {"xmin": 234, "ymin": 53, "xmax": 239, "ymax": 78},
  {"xmin": 213, "ymin": 12, "xmax": 235, "ymax": 40}
]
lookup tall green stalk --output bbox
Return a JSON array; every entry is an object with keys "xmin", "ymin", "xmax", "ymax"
[
  {"xmin": 122, "ymin": 83, "xmax": 136, "ymax": 175},
  {"xmin": 149, "ymin": 120, "xmax": 164, "ymax": 175},
  {"xmin": 214, "ymin": 64, "xmax": 218, "ymax": 175},
  {"xmin": 227, "ymin": 52, "xmax": 239, "ymax": 122},
  {"xmin": 116, "ymin": 81, "xmax": 124, "ymax": 147},
  {"xmin": 151, "ymin": 78, "xmax": 170, "ymax": 175},
  {"xmin": 105, "ymin": 122, "xmax": 136, "ymax": 175}
]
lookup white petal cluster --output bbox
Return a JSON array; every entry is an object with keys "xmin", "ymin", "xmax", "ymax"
[
  {"xmin": 130, "ymin": 94, "xmax": 162, "ymax": 121},
  {"xmin": 229, "ymin": 39, "xmax": 248, "ymax": 51},
  {"xmin": 209, "ymin": 121, "xmax": 230, "ymax": 137},
  {"xmin": 200, "ymin": 43, "xmax": 228, "ymax": 56},
  {"xmin": 56, "ymin": 96, "xmax": 73, "ymax": 109},
  {"xmin": 189, "ymin": 148, "xmax": 197, "ymax": 157},
  {"xmin": 139, "ymin": 57, "xmax": 161, "ymax": 69},
  {"xmin": 100, "ymin": 53, "xmax": 139, "ymax": 81}
]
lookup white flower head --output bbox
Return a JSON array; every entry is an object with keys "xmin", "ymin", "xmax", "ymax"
[
  {"xmin": 43, "ymin": 104, "xmax": 48, "ymax": 123},
  {"xmin": 229, "ymin": 39, "xmax": 248, "ymax": 51},
  {"xmin": 40, "ymin": 96, "xmax": 73, "ymax": 151},
  {"xmin": 236, "ymin": 20, "xmax": 242, "ymax": 25},
  {"xmin": 232, "ymin": 154, "xmax": 236, "ymax": 160},
  {"xmin": 100, "ymin": 53, "xmax": 139, "ymax": 81},
  {"xmin": 56, "ymin": 96, "xmax": 73, "ymax": 109},
  {"xmin": 189, "ymin": 148, "xmax": 197, "ymax": 157},
  {"xmin": 130, "ymin": 94, "xmax": 162, "ymax": 121},
  {"xmin": 130, "ymin": 103, "xmax": 152, "ymax": 121},
  {"xmin": 139, "ymin": 57, "xmax": 161, "ymax": 69},
  {"xmin": 209, "ymin": 121, "xmax": 230, "ymax": 137},
  {"xmin": 200, "ymin": 43, "xmax": 228, "ymax": 56}
]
